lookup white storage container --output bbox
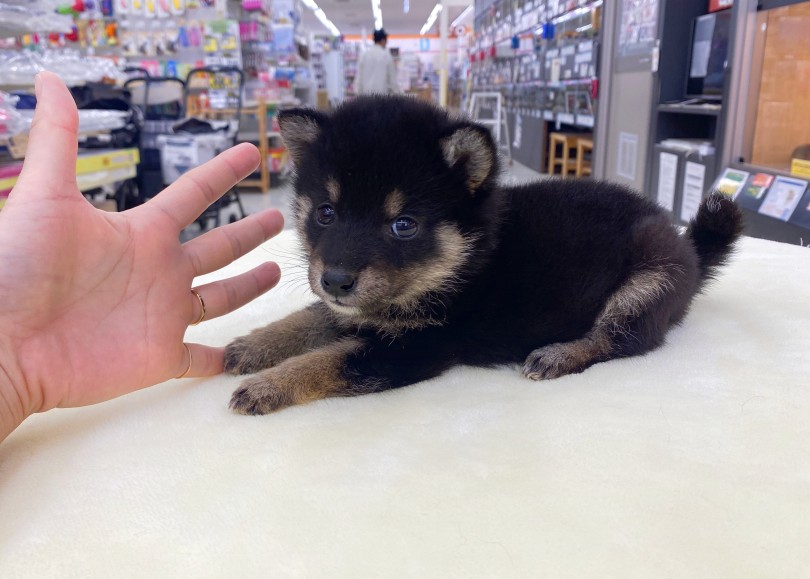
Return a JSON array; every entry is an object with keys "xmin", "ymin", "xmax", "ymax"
[{"xmin": 157, "ymin": 133, "xmax": 230, "ymax": 183}]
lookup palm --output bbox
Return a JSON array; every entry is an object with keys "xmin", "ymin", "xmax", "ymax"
[{"xmin": 0, "ymin": 72, "xmax": 283, "ymax": 415}]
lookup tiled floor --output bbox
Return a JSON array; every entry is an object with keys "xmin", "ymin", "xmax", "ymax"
[{"xmin": 229, "ymin": 159, "xmax": 545, "ymax": 232}]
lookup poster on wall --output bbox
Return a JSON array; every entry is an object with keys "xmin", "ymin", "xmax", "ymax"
[
  {"xmin": 616, "ymin": 0, "xmax": 660, "ymax": 72},
  {"xmin": 680, "ymin": 161, "xmax": 706, "ymax": 222},
  {"xmin": 758, "ymin": 175, "xmax": 808, "ymax": 221},
  {"xmin": 617, "ymin": 132, "xmax": 638, "ymax": 181},
  {"xmin": 513, "ymin": 114, "xmax": 523, "ymax": 149},
  {"xmin": 656, "ymin": 151, "xmax": 677, "ymax": 212}
]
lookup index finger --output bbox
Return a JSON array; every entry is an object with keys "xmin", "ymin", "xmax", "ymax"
[{"xmin": 143, "ymin": 143, "xmax": 260, "ymax": 231}]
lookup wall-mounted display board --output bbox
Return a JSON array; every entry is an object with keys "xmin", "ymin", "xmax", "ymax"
[
  {"xmin": 471, "ymin": 0, "xmax": 602, "ymax": 172},
  {"xmin": 615, "ymin": 0, "xmax": 658, "ymax": 72}
]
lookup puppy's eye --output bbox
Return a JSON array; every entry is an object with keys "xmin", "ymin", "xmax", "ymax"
[
  {"xmin": 391, "ymin": 216, "xmax": 419, "ymax": 239},
  {"xmin": 316, "ymin": 203, "xmax": 335, "ymax": 226}
]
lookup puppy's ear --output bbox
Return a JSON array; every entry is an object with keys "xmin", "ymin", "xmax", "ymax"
[
  {"xmin": 440, "ymin": 123, "xmax": 497, "ymax": 192},
  {"xmin": 278, "ymin": 108, "xmax": 328, "ymax": 166}
]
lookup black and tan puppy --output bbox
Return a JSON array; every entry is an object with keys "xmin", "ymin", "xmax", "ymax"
[{"xmin": 224, "ymin": 96, "xmax": 743, "ymax": 414}]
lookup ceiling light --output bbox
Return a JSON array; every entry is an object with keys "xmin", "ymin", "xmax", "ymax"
[
  {"xmin": 301, "ymin": 0, "xmax": 340, "ymax": 36},
  {"xmin": 451, "ymin": 5, "xmax": 473, "ymax": 29},
  {"xmin": 420, "ymin": 3, "xmax": 442, "ymax": 35},
  {"xmin": 372, "ymin": 0, "xmax": 383, "ymax": 30},
  {"xmin": 314, "ymin": 8, "xmax": 341, "ymax": 36}
]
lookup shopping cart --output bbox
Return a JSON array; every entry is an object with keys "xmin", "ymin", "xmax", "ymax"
[
  {"xmin": 177, "ymin": 65, "xmax": 247, "ymax": 228},
  {"xmin": 124, "ymin": 69, "xmax": 186, "ymax": 205}
]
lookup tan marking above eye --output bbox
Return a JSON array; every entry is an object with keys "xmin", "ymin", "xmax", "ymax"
[
  {"xmin": 326, "ymin": 178, "xmax": 340, "ymax": 203},
  {"xmin": 384, "ymin": 189, "xmax": 406, "ymax": 220}
]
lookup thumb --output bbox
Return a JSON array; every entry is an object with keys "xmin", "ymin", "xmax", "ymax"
[{"xmin": 15, "ymin": 72, "xmax": 79, "ymax": 195}]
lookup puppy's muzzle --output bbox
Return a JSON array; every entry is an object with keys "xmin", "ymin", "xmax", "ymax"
[{"xmin": 321, "ymin": 268, "xmax": 357, "ymax": 298}]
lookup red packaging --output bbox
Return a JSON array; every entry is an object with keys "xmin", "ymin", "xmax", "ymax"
[{"xmin": 709, "ymin": 0, "xmax": 732, "ymax": 12}]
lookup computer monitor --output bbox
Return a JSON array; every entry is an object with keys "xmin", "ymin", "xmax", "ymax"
[{"xmin": 685, "ymin": 11, "xmax": 732, "ymax": 101}]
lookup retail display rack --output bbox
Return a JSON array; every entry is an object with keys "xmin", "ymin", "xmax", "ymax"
[
  {"xmin": 342, "ymin": 41, "xmax": 360, "ymax": 98},
  {"xmin": 470, "ymin": 0, "xmax": 602, "ymax": 171}
]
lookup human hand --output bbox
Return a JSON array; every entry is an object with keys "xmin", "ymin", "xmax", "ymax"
[{"xmin": 0, "ymin": 72, "xmax": 283, "ymax": 439}]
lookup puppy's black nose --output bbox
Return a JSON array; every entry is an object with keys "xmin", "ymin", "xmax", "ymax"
[{"xmin": 321, "ymin": 269, "xmax": 356, "ymax": 297}]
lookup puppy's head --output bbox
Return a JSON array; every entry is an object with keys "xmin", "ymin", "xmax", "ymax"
[{"xmin": 278, "ymin": 96, "xmax": 502, "ymax": 331}]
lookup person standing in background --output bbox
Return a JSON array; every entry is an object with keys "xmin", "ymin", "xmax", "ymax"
[{"xmin": 356, "ymin": 29, "xmax": 401, "ymax": 95}]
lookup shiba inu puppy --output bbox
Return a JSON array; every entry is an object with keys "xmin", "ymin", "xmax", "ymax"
[{"xmin": 224, "ymin": 96, "xmax": 743, "ymax": 414}]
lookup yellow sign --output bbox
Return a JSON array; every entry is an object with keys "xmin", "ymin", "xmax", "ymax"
[{"xmin": 791, "ymin": 158, "xmax": 810, "ymax": 179}]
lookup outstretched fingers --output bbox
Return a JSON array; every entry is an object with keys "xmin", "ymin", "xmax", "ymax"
[
  {"xmin": 143, "ymin": 143, "xmax": 261, "ymax": 231},
  {"xmin": 184, "ymin": 208, "xmax": 284, "ymax": 276},
  {"xmin": 187, "ymin": 262, "xmax": 281, "ymax": 325}
]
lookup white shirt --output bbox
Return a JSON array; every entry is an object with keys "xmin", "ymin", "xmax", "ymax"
[{"xmin": 356, "ymin": 44, "xmax": 401, "ymax": 95}]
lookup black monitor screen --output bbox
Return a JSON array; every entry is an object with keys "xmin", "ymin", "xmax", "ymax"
[{"xmin": 686, "ymin": 11, "xmax": 732, "ymax": 100}]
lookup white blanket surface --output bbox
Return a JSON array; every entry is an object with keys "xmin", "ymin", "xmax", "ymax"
[{"xmin": 1, "ymin": 231, "xmax": 809, "ymax": 578}]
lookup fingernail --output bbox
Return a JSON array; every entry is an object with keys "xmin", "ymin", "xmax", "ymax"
[{"xmin": 34, "ymin": 72, "xmax": 42, "ymax": 97}]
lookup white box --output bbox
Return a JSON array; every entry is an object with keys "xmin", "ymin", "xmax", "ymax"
[{"xmin": 157, "ymin": 133, "xmax": 230, "ymax": 183}]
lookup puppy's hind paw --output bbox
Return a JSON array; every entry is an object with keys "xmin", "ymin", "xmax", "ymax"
[{"xmin": 522, "ymin": 341, "xmax": 597, "ymax": 381}]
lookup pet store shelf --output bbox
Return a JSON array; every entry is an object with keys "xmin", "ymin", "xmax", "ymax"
[{"xmin": 0, "ymin": 148, "xmax": 139, "ymax": 196}]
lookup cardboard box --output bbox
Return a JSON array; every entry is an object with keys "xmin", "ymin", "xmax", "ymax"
[
  {"xmin": 316, "ymin": 90, "xmax": 330, "ymax": 111},
  {"xmin": 791, "ymin": 158, "xmax": 810, "ymax": 179}
]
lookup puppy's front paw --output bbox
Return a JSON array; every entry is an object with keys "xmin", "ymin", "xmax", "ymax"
[
  {"xmin": 229, "ymin": 370, "xmax": 295, "ymax": 415},
  {"xmin": 224, "ymin": 336, "xmax": 279, "ymax": 375},
  {"xmin": 522, "ymin": 341, "xmax": 596, "ymax": 380}
]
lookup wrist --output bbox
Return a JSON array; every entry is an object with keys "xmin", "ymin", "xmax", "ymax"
[{"xmin": 0, "ymin": 341, "xmax": 29, "ymax": 443}]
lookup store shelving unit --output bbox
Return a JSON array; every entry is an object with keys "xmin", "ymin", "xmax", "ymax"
[
  {"xmin": 645, "ymin": 0, "xmax": 734, "ymax": 226},
  {"xmin": 342, "ymin": 41, "xmax": 361, "ymax": 99},
  {"xmin": 0, "ymin": 146, "xmax": 140, "ymax": 212},
  {"xmin": 470, "ymin": 0, "xmax": 602, "ymax": 172}
]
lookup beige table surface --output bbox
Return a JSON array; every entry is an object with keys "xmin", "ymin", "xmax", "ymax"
[{"xmin": 1, "ymin": 230, "xmax": 809, "ymax": 578}]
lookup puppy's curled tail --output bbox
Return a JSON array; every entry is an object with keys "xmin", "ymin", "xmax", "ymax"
[{"xmin": 686, "ymin": 193, "xmax": 744, "ymax": 283}]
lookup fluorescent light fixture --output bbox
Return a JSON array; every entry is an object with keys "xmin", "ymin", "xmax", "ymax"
[
  {"xmin": 372, "ymin": 0, "xmax": 383, "ymax": 30},
  {"xmin": 314, "ymin": 8, "xmax": 341, "ymax": 36},
  {"xmin": 403, "ymin": 0, "xmax": 409, "ymax": 14},
  {"xmin": 420, "ymin": 3, "xmax": 442, "ymax": 35},
  {"xmin": 451, "ymin": 5, "xmax": 473, "ymax": 29},
  {"xmin": 301, "ymin": 0, "xmax": 340, "ymax": 36}
]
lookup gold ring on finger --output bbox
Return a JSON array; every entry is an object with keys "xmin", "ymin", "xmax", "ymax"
[
  {"xmin": 176, "ymin": 343, "xmax": 193, "ymax": 379},
  {"xmin": 190, "ymin": 288, "xmax": 206, "ymax": 326}
]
